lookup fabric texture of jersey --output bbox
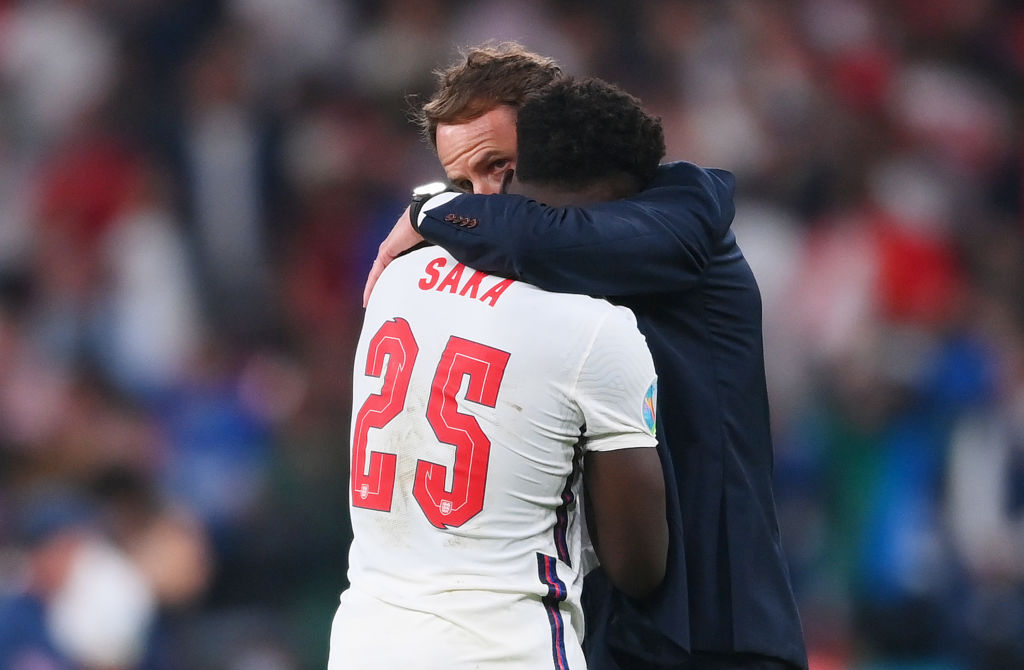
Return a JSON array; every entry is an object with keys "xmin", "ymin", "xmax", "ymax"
[{"xmin": 329, "ymin": 247, "xmax": 658, "ymax": 670}]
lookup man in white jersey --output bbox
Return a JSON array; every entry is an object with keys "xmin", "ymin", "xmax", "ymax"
[{"xmin": 329, "ymin": 78, "xmax": 668, "ymax": 669}]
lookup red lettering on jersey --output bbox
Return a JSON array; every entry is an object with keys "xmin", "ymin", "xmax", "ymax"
[
  {"xmin": 480, "ymin": 278, "xmax": 514, "ymax": 307},
  {"xmin": 436, "ymin": 262, "xmax": 466, "ymax": 294},
  {"xmin": 459, "ymin": 271, "xmax": 487, "ymax": 299},
  {"xmin": 418, "ymin": 257, "xmax": 447, "ymax": 290}
]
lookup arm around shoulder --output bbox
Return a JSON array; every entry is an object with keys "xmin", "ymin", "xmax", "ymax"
[{"xmin": 417, "ymin": 162, "xmax": 736, "ymax": 296}]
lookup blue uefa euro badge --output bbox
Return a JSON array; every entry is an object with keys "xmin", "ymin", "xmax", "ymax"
[{"xmin": 642, "ymin": 379, "xmax": 657, "ymax": 436}]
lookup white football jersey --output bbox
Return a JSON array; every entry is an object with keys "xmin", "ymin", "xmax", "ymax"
[{"xmin": 329, "ymin": 247, "xmax": 658, "ymax": 670}]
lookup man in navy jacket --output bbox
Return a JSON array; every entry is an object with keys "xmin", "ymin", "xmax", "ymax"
[{"xmin": 366, "ymin": 43, "xmax": 807, "ymax": 670}]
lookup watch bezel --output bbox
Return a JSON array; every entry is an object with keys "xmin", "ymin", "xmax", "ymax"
[{"xmin": 411, "ymin": 181, "xmax": 450, "ymax": 200}]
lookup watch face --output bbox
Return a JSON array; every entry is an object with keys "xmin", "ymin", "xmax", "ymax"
[{"xmin": 412, "ymin": 181, "xmax": 449, "ymax": 198}]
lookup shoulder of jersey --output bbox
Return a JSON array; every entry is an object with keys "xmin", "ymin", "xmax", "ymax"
[
  {"xmin": 381, "ymin": 248, "xmax": 627, "ymax": 321},
  {"xmin": 378, "ymin": 247, "xmax": 447, "ymax": 285},
  {"xmin": 391, "ymin": 246, "xmax": 443, "ymax": 270}
]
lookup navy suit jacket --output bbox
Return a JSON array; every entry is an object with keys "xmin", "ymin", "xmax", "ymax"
[{"xmin": 418, "ymin": 162, "xmax": 808, "ymax": 670}]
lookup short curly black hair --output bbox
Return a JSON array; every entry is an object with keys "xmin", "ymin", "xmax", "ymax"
[{"xmin": 515, "ymin": 77, "xmax": 665, "ymax": 192}]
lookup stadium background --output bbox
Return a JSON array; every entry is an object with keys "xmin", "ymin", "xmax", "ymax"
[{"xmin": 0, "ymin": 1, "xmax": 1021, "ymax": 669}]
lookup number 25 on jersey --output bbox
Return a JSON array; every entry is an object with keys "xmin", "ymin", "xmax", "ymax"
[{"xmin": 351, "ymin": 318, "xmax": 511, "ymax": 529}]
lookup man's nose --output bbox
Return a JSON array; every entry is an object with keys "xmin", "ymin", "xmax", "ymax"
[{"xmin": 472, "ymin": 176, "xmax": 504, "ymax": 195}]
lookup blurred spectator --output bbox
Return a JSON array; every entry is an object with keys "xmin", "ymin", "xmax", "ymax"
[
  {"xmin": 171, "ymin": 29, "xmax": 283, "ymax": 341},
  {"xmin": 347, "ymin": 0, "xmax": 448, "ymax": 99},
  {"xmin": 0, "ymin": 0, "xmax": 115, "ymax": 146},
  {"xmin": 0, "ymin": 487, "xmax": 156, "ymax": 670},
  {"xmin": 228, "ymin": 0, "xmax": 353, "ymax": 101},
  {"xmin": 95, "ymin": 161, "xmax": 202, "ymax": 395}
]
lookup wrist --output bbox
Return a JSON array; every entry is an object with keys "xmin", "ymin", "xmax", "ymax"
[{"xmin": 409, "ymin": 181, "xmax": 454, "ymax": 232}]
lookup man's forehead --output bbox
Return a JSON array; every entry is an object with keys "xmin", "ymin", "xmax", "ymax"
[
  {"xmin": 436, "ymin": 106, "xmax": 518, "ymax": 171},
  {"xmin": 436, "ymin": 106, "xmax": 517, "ymax": 144}
]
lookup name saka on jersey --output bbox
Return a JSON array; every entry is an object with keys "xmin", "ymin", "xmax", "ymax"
[{"xmin": 417, "ymin": 255, "xmax": 515, "ymax": 306}]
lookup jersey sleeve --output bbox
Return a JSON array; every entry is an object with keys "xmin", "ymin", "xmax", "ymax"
[
  {"xmin": 417, "ymin": 162, "xmax": 736, "ymax": 296},
  {"xmin": 573, "ymin": 306, "xmax": 659, "ymax": 453}
]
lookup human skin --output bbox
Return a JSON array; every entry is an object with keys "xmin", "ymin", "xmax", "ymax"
[
  {"xmin": 363, "ymin": 106, "xmax": 519, "ymax": 306},
  {"xmin": 436, "ymin": 105, "xmax": 517, "ymax": 195}
]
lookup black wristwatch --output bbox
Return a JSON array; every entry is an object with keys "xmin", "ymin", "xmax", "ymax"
[{"xmin": 409, "ymin": 181, "xmax": 453, "ymax": 231}]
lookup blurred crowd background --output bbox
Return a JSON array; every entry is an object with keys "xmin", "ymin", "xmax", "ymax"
[{"xmin": 0, "ymin": 0, "xmax": 1021, "ymax": 669}]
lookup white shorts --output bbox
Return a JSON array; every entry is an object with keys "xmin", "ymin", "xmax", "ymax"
[{"xmin": 327, "ymin": 586, "xmax": 586, "ymax": 670}]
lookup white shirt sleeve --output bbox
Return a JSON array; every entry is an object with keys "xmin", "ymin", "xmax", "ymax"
[
  {"xmin": 573, "ymin": 305, "xmax": 659, "ymax": 453},
  {"xmin": 417, "ymin": 191, "xmax": 461, "ymax": 225}
]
